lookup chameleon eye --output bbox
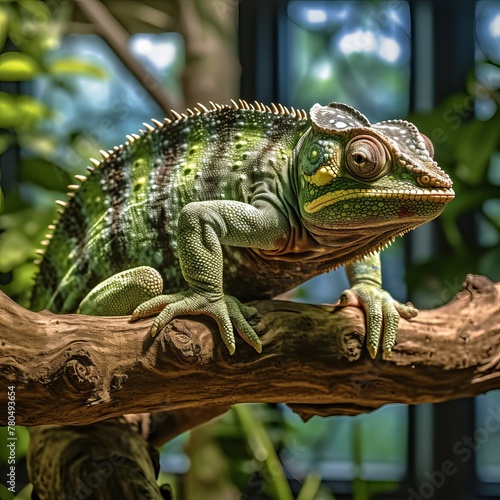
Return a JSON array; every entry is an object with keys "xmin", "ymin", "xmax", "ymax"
[
  {"xmin": 345, "ymin": 135, "xmax": 390, "ymax": 181},
  {"xmin": 417, "ymin": 174, "xmax": 433, "ymax": 187}
]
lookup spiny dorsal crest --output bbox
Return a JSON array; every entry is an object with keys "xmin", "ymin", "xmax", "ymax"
[
  {"xmin": 35, "ymin": 100, "xmax": 309, "ymax": 264},
  {"xmin": 58, "ymin": 100, "xmax": 307, "ymax": 200},
  {"xmin": 162, "ymin": 100, "xmax": 308, "ymax": 125}
]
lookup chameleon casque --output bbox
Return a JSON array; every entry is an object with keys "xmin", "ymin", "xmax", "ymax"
[{"xmin": 31, "ymin": 100, "xmax": 454, "ymax": 357}]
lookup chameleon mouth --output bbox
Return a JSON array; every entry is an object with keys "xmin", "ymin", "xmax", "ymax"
[{"xmin": 304, "ymin": 187, "xmax": 455, "ymax": 214}]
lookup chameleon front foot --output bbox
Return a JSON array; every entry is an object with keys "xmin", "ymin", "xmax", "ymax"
[
  {"xmin": 339, "ymin": 285, "xmax": 418, "ymax": 359},
  {"xmin": 131, "ymin": 291, "xmax": 261, "ymax": 355}
]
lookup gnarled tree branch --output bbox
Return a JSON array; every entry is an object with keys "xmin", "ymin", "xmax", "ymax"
[{"xmin": 1, "ymin": 274, "xmax": 499, "ymax": 427}]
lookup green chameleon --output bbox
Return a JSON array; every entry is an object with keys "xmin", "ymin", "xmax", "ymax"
[{"xmin": 31, "ymin": 100, "xmax": 454, "ymax": 358}]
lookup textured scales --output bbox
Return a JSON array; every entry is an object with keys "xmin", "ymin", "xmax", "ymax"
[
  {"xmin": 31, "ymin": 100, "xmax": 454, "ymax": 357},
  {"xmin": 32, "ymin": 101, "xmax": 307, "ymax": 310}
]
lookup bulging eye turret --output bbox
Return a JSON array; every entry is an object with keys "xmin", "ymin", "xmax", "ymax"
[{"xmin": 345, "ymin": 135, "xmax": 391, "ymax": 181}]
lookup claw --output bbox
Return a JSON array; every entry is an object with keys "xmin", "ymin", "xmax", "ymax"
[
  {"xmin": 337, "ymin": 289, "xmax": 361, "ymax": 307},
  {"xmin": 368, "ymin": 344, "xmax": 378, "ymax": 359},
  {"xmin": 150, "ymin": 324, "xmax": 159, "ymax": 338},
  {"xmin": 382, "ymin": 347, "xmax": 393, "ymax": 360}
]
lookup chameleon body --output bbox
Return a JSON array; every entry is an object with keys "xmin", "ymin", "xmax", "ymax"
[{"xmin": 31, "ymin": 100, "xmax": 454, "ymax": 357}]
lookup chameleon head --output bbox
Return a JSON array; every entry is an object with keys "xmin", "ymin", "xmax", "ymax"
[{"xmin": 297, "ymin": 102, "xmax": 454, "ymax": 248}]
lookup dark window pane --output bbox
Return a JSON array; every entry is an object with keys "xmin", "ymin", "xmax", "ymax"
[
  {"xmin": 475, "ymin": 3, "xmax": 500, "ymax": 489},
  {"xmin": 475, "ymin": 391, "xmax": 500, "ymax": 483},
  {"xmin": 285, "ymin": 1, "xmax": 411, "ymax": 121},
  {"xmin": 282, "ymin": 404, "xmax": 408, "ymax": 482}
]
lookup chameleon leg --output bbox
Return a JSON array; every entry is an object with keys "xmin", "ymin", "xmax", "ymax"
[
  {"xmin": 343, "ymin": 253, "xmax": 418, "ymax": 358},
  {"xmin": 132, "ymin": 199, "xmax": 290, "ymax": 355},
  {"xmin": 78, "ymin": 266, "xmax": 163, "ymax": 316}
]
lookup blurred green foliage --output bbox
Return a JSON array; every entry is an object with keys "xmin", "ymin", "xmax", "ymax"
[
  {"xmin": 0, "ymin": 0, "xmax": 106, "ymax": 306},
  {"xmin": 407, "ymin": 65, "xmax": 500, "ymax": 308},
  {"xmin": 175, "ymin": 404, "xmax": 334, "ymax": 500}
]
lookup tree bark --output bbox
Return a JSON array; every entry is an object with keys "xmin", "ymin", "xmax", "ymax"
[
  {"xmin": 27, "ymin": 418, "xmax": 165, "ymax": 500},
  {"xmin": 1, "ymin": 274, "xmax": 499, "ymax": 428}
]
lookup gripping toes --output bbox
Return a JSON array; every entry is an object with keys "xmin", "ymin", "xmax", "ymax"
[
  {"xmin": 224, "ymin": 297, "xmax": 261, "ymax": 354},
  {"xmin": 340, "ymin": 285, "xmax": 418, "ymax": 358},
  {"xmin": 131, "ymin": 293, "xmax": 186, "ymax": 322},
  {"xmin": 131, "ymin": 291, "xmax": 261, "ymax": 354}
]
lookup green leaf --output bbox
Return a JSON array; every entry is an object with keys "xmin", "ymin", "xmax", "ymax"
[
  {"xmin": 17, "ymin": 95, "xmax": 51, "ymax": 120},
  {"xmin": 17, "ymin": 0, "xmax": 51, "ymax": 18},
  {"xmin": 18, "ymin": 132, "xmax": 56, "ymax": 155},
  {"xmin": 234, "ymin": 404, "xmax": 294, "ymax": 500},
  {"xmin": 48, "ymin": 57, "xmax": 107, "ymax": 79},
  {"xmin": 0, "ymin": 52, "xmax": 39, "ymax": 81},
  {"xmin": 455, "ymin": 113, "xmax": 500, "ymax": 185},
  {"xmin": 20, "ymin": 157, "xmax": 71, "ymax": 191},
  {"xmin": 0, "ymin": 484, "xmax": 15, "ymax": 500},
  {"xmin": 0, "ymin": 6, "xmax": 9, "ymax": 52},
  {"xmin": 296, "ymin": 474, "xmax": 323, "ymax": 500},
  {"xmin": 0, "ymin": 227, "xmax": 34, "ymax": 272},
  {"xmin": 0, "ymin": 426, "xmax": 30, "ymax": 463},
  {"xmin": 0, "ymin": 261, "xmax": 37, "ymax": 306},
  {"xmin": 6, "ymin": 1, "xmax": 62, "ymax": 59},
  {"xmin": 0, "ymin": 92, "xmax": 19, "ymax": 128},
  {"xmin": 0, "ymin": 92, "xmax": 51, "ymax": 130}
]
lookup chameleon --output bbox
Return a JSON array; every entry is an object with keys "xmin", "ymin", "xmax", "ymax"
[{"xmin": 31, "ymin": 100, "xmax": 454, "ymax": 358}]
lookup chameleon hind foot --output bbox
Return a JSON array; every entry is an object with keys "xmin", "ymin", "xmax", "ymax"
[
  {"xmin": 78, "ymin": 266, "xmax": 163, "ymax": 316},
  {"xmin": 132, "ymin": 291, "xmax": 261, "ymax": 355}
]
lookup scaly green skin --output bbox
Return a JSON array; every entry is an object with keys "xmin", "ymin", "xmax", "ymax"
[{"xmin": 31, "ymin": 100, "xmax": 454, "ymax": 357}]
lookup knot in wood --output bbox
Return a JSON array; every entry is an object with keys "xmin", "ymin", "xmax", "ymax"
[
  {"xmin": 65, "ymin": 357, "xmax": 98, "ymax": 392},
  {"xmin": 464, "ymin": 274, "xmax": 496, "ymax": 297},
  {"xmin": 342, "ymin": 331, "xmax": 364, "ymax": 361},
  {"xmin": 162, "ymin": 319, "xmax": 214, "ymax": 365}
]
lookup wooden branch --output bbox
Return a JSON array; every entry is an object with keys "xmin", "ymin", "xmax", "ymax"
[{"xmin": 1, "ymin": 274, "xmax": 499, "ymax": 427}]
